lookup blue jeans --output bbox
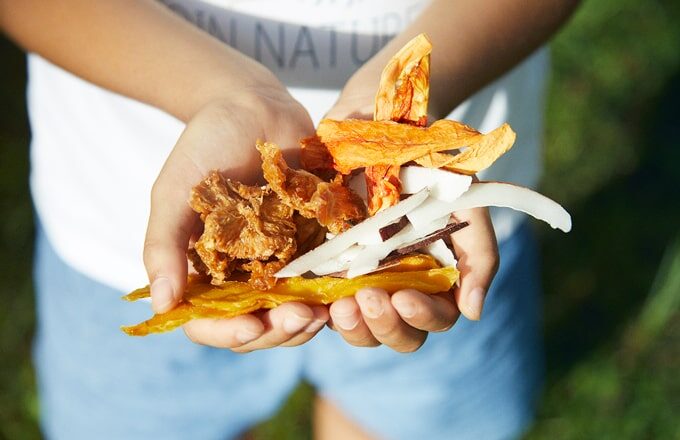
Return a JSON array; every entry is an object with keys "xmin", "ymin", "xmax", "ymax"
[{"xmin": 33, "ymin": 221, "xmax": 543, "ymax": 440}]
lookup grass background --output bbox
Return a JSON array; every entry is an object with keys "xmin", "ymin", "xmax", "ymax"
[{"xmin": 1, "ymin": 0, "xmax": 679, "ymax": 438}]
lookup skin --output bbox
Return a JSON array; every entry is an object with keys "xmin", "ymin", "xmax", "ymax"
[{"xmin": 1, "ymin": 0, "xmax": 579, "ymax": 437}]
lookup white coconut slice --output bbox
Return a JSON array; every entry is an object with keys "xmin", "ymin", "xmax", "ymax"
[
  {"xmin": 400, "ymin": 166, "xmax": 472, "ymax": 201},
  {"xmin": 275, "ymin": 188, "xmax": 430, "ymax": 277},
  {"xmin": 311, "ymin": 245, "xmax": 364, "ymax": 276},
  {"xmin": 407, "ymin": 182, "xmax": 572, "ymax": 233},
  {"xmin": 423, "ymin": 239, "xmax": 458, "ymax": 268},
  {"xmin": 346, "ymin": 215, "xmax": 450, "ymax": 278}
]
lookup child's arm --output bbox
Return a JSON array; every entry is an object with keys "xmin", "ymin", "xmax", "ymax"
[
  {"xmin": 330, "ymin": 0, "xmax": 580, "ymax": 119},
  {"xmin": 0, "ymin": 0, "xmax": 278, "ymax": 121},
  {"xmin": 326, "ymin": 0, "xmax": 579, "ymax": 351},
  {"xmin": 1, "ymin": 0, "xmax": 328, "ymax": 350}
]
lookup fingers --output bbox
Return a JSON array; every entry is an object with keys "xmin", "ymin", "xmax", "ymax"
[
  {"xmin": 450, "ymin": 207, "xmax": 499, "ymax": 321},
  {"xmin": 329, "ymin": 297, "xmax": 380, "ymax": 347},
  {"xmin": 231, "ymin": 302, "xmax": 326, "ymax": 353},
  {"xmin": 331, "ymin": 289, "xmax": 429, "ymax": 353},
  {"xmin": 183, "ymin": 303, "xmax": 329, "ymax": 352},
  {"xmin": 391, "ymin": 289, "xmax": 460, "ymax": 332},
  {"xmin": 183, "ymin": 314, "xmax": 265, "ymax": 348},
  {"xmin": 144, "ymin": 165, "xmax": 201, "ymax": 314},
  {"xmin": 279, "ymin": 305, "xmax": 330, "ymax": 347}
]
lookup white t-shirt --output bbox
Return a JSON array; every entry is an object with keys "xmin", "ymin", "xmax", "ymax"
[{"xmin": 28, "ymin": 0, "xmax": 548, "ymax": 292}]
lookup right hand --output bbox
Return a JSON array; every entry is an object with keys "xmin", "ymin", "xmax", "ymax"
[{"xmin": 144, "ymin": 79, "xmax": 329, "ymax": 352}]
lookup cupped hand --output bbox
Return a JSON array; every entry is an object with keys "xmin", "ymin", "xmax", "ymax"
[
  {"xmin": 325, "ymin": 94, "xmax": 499, "ymax": 353},
  {"xmin": 143, "ymin": 83, "xmax": 330, "ymax": 351},
  {"xmin": 328, "ymin": 207, "xmax": 498, "ymax": 353}
]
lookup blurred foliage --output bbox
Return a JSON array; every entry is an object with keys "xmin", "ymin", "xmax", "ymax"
[
  {"xmin": 1, "ymin": 0, "xmax": 679, "ymax": 439},
  {"xmin": 0, "ymin": 36, "xmax": 39, "ymax": 440}
]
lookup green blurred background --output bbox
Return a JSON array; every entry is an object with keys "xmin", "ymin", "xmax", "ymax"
[{"xmin": 1, "ymin": 0, "xmax": 679, "ymax": 438}]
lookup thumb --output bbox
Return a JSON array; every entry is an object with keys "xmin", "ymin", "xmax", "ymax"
[
  {"xmin": 144, "ymin": 171, "xmax": 199, "ymax": 314},
  {"xmin": 450, "ymin": 207, "xmax": 499, "ymax": 321}
]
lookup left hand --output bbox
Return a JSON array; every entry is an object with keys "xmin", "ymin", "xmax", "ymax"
[{"xmin": 324, "ymin": 92, "xmax": 499, "ymax": 353}]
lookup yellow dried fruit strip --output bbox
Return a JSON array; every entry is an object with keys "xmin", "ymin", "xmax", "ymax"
[
  {"xmin": 120, "ymin": 302, "xmax": 230, "ymax": 337},
  {"xmin": 121, "ymin": 262, "xmax": 457, "ymax": 336},
  {"xmin": 185, "ymin": 267, "xmax": 457, "ymax": 315}
]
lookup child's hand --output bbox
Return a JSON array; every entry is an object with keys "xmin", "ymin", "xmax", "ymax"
[
  {"xmin": 327, "ymin": 207, "xmax": 498, "ymax": 353},
  {"xmin": 324, "ymin": 99, "xmax": 499, "ymax": 353},
  {"xmin": 144, "ymin": 87, "xmax": 330, "ymax": 352}
]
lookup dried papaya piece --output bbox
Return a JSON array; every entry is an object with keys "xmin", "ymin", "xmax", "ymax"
[
  {"xmin": 365, "ymin": 164, "xmax": 403, "ymax": 215},
  {"xmin": 368, "ymin": 34, "xmax": 432, "ymax": 215},
  {"xmin": 414, "ymin": 123, "xmax": 516, "ymax": 174},
  {"xmin": 318, "ymin": 118, "xmax": 482, "ymax": 174},
  {"xmin": 374, "ymin": 33, "xmax": 432, "ymax": 124}
]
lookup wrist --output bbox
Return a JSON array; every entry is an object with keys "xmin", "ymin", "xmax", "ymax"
[{"xmin": 173, "ymin": 50, "xmax": 287, "ymax": 122}]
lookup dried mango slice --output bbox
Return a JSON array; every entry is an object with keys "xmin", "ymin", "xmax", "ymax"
[
  {"xmin": 188, "ymin": 267, "xmax": 457, "ymax": 311},
  {"xmin": 376, "ymin": 254, "xmax": 440, "ymax": 272},
  {"xmin": 120, "ymin": 302, "xmax": 230, "ymax": 336},
  {"xmin": 318, "ymin": 118, "xmax": 482, "ymax": 174},
  {"xmin": 414, "ymin": 123, "xmax": 516, "ymax": 174},
  {"xmin": 121, "ymin": 262, "xmax": 457, "ymax": 336}
]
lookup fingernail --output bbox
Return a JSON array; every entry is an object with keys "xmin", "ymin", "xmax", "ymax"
[
  {"xmin": 304, "ymin": 319, "xmax": 326, "ymax": 333},
  {"xmin": 467, "ymin": 287, "xmax": 486, "ymax": 320},
  {"xmin": 357, "ymin": 291, "xmax": 383, "ymax": 319},
  {"xmin": 151, "ymin": 277, "xmax": 175, "ymax": 313},
  {"xmin": 283, "ymin": 313, "xmax": 310, "ymax": 334},
  {"xmin": 236, "ymin": 329, "xmax": 260, "ymax": 344},
  {"xmin": 393, "ymin": 298, "xmax": 416, "ymax": 318}
]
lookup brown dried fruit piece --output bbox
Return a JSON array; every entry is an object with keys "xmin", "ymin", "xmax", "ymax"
[
  {"xmin": 257, "ymin": 141, "xmax": 366, "ymax": 234},
  {"xmin": 189, "ymin": 171, "xmax": 297, "ymax": 288},
  {"xmin": 300, "ymin": 135, "xmax": 336, "ymax": 180}
]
